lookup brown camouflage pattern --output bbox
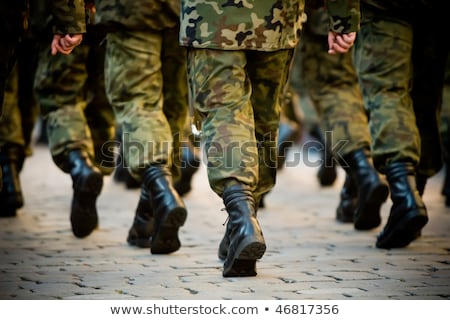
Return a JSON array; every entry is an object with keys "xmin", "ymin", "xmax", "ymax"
[
  {"xmin": 104, "ymin": 27, "xmax": 189, "ymax": 180},
  {"xmin": 34, "ymin": 42, "xmax": 116, "ymax": 175},
  {"xmin": 180, "ymin": 0, "xmax": 360, "ymax": 50},
  {"xmin": 94, "ymin": 0, "xmax": 180, "ymax": 31},
  {"xmin": 186, "ymin": 48, "xmax": 293, "ymax": 197}
]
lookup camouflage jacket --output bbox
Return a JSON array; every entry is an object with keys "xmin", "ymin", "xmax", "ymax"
[
  {"xmin": 52, "ymin": 0, "xmax": 86, "ymax": 34},
  {"xmin": 93, "ymin": 0, "xmax": 180, "ymax": 31},
  {"xmin": 179, "ymin": 0, "xmax": 360, "ymax": 51}
]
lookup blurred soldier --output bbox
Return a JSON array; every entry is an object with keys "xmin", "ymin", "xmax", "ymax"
[
  {"xmin": 180, "ymin": 0, "xmax": 360, "ymax": 277},
  {"xmin": 0, "ymin": 0, "xmax": 85, "ymax": 216},
  {"xmin": 33, "ymin": 1, "xmax": 115, "ymax": 238},
  {"xmin": 297, "ymin": 2, "xmax": 388, "ymax": 227},
  {"xmin": 94, "ymin": 0, "xmax": 190, "ymax": 253},
  {"xmin": 354, "ymin": 0, "xmax": 449, "ymax": 248}
]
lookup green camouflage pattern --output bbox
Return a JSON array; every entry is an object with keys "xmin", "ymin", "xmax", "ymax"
[
  {"xmin": 94, "ymin": 0, "xmax": 180, "ymax": 31},
  {"xmin": 297, "ymin": 5, "xmax": 370, "ymax": 159},
  {"xmin": 186, "ymin": 48, "xmax": 293, "ymax": 197},
  {"xmin": 104, "ymin": 27, "xmax": 189, "ymax": 181},
  {"xmin": 180, "ymin": 0, "xmax": 360, "ymax": 50},
  {"xmin": 52, "ymin": 0, "xmax": 87, "ymax": 34},
  {"xmin": 34, "ymin": 42, "xmax": 116, "ymax": 175},
  {"xmin": 353, "ymin": 9, "xmax": 420, "ymax": 173}
]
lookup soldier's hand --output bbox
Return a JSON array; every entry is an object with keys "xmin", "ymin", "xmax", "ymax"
[
  {"xmin": 327, "ymin": 32, "xmax": 356, "ymax": 54},
  {"xmin": 51, "ymin": 34, "xmax": 83, "ymax": 55}
]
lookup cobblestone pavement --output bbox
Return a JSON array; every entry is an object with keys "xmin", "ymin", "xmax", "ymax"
[{"xmin": 0, "ymin": 144, "xmax": 449, "ymax": 300}]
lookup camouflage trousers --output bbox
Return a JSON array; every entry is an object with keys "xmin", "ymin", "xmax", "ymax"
[
  {"xmin": 0, "ymin": 37, "xmax": 40, "ymax": 156},
  {"xmin": 297, "ymin": 29, "xmax": 370, "ymax": 160},
  {"xmin": 186, "ymin": 48, "xmax": 294, "ymax": 199},
  {"xmin": 353, "ymin": 14, "xmax": 420, "ymax": 173},
  {"xmin": 104, "ymin": 27, "xmax": 189, "ymax": 181},
  {"xmin": 34, "ymin": 42, "xmax": 116, "ymax": 175}
]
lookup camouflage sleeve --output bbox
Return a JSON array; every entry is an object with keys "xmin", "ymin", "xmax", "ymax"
[
  {"xmin": 51, "ymin": 0, "xmax": 86, "ymax": 34},
  {"xmin": 326, "ymin": 0, "xmax": 360, "ymax": 33}
]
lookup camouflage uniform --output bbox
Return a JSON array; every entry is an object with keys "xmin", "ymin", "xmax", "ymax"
[
  {"xmin": 354, "ymin": 0, "xmax": 448, "ymax": 249},
  {"xmin": 180, "ymin": 0, "xmax": 361, "ymax": 199},
  {"xmin": 0, "ymin": 0, "xmax": 86, "ymax": 111},
  {"xmin": 94, "ymin": 0, "xmax": 190, "ymax": 253},
  {"xmin": 298, "ymin": 5, "xmax": 369, "ymax": 160},
  {"xmin": 33, "ymin": 2, "xmax": 116, "ymax": 176},
  {"xmin": 0, "ymin": 0, "xmax": 86, "ymax": 217},
  {"xmin": 94, "ymin": 0, "xmax": 188, "ymax": 181},
  {"xmin": 180, "ymin": 0, "xmax": 360, "ymax": 277}
]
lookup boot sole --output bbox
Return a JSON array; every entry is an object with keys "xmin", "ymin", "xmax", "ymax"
[
  {"xmin": 376, "ymin": 209, "xmax": 428, "ymax": 249},
  {"xmin": 354, "ymin": 184, "xmax": 389, "ymax": 230},
  {"xmin": 151, "ymin": 207, "xmax": 187, "ymax": 254},
  {"xmin": 71, "ymin": 171, "xmax": 103, "ymax": 238},
  {"xmin": 223, "ymin": 237, "xmax": 266, "ymax": 277}
]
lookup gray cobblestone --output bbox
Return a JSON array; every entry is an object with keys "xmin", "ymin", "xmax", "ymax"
[{"xmin": 0, "ymin": 145, "xmax": 449, "ymax": 300}]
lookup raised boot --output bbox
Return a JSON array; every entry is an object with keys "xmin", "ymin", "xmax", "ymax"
[
  {"xmin": 341, "ymin": 148, "xmax": 389, "ymax": 230},
  {"xmin": 68, "ymin": 149, "xmax": 103, "ymax": 238},
  {"xmin": 376, "ymin": 162, "xmax": 428, "ymax": 249},
  {"xmin": 143, "ymin": 165, "xmax": 187, "ymax": 254},
  {"xmin": 336, "ymin": 174, "xmax": 357, "ymax": 223},
  {"xmin": 222, "ymin": 184, "xmax": 266, "ymax": 277},
  {"xmin": 0, "ymin": 146, "xmax": 25, "ymax": 217},
  {"xmin": 127, "ymin": 186, "xmax": 154, "ymax": 248},
  {"xmin": 174, "ymin": 143, "xmax": 201, "ymax": 197}
]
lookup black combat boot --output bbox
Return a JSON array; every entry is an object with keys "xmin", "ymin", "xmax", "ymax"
[
  {"xmin": 174, "ymin": 143, "xmax": 201, "ymax": 197},
  {"xmin": 336, "ymin": 174, "xmax": 357, "ymax": 223},
  {"xmin": 376, "ymin": 162, "xmax": 428, "ymax": 249},
  {"xmin": 142, "ymin": 165, "xmax": 187, "ymax": 254},
  {"xmin": 68, "ymin": 149, "xmax": 103, "ymax": 238},
  {"xmin": 341, "ymin": 148, "xmax": 389, "ymax": 230},
  {"xmin": 221, "ymin": 184, "xmax": 266, "ymax": 277},
  {"xmin": 127, "ymin": 186, "xmax": 154, "ymax": 248},
  {"xmin": 0, "ymin": 146, "xmax": 25, "ymax": 217}
]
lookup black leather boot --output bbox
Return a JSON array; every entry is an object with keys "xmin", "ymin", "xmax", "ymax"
[
  {"xmin": 376, "ymin": 162, "xmax": 428, "ymax": 249},
  {"xmin": 142, "ymin": 165, "xmax": 187, "ymax": 254},
  {"xmin": 127, "ymin": 186, "xmax": 154, "ymax": 248},
  {"xmin": 174, "ymin": 143, "xmax": 200, "ymax": 196},
  {"xmin": 0, "ymin": 146, "xmax": 25, "ymax": 217},
  {"xmin": 341, "ymin": 148, "xmax": 389, "ymax": 230},
  {"xmin": 221, "ymin": 184, "xmax": 266, "ymax": 277},
  {"xmin": 68, "ymin": 149, "xmax": 103, "ymax": 238},
  {"xmin": 336, "ymin": 174, "xmax": 357, "ymax": 223}
]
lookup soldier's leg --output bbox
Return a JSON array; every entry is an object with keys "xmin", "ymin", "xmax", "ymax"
[
  {"xmin": 187, "ymin": 49, "xmax": 266, "ymax": 277},
  {"xmin": 84, "ymin": 43, "xmax": 117, "ymax": 177},
  {"xmin": 354, "ymin": 14, "xmax": 427, "ymax": 248},
  {"xmin": 105, "ymin": 30, "xmax": 186, "ymax": 254},
  {"xmin": 0, "ymin": 65, "xmax": 25, "ymax": 217},
  {"xmin": 161, "ymin": 26, "xmax": 199, "ymax": 194},
  {"xmin": 34, "ymin": 43, "xmax": 103, "ymax": 238}
]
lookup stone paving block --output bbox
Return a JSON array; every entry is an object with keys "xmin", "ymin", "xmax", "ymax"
[{"xmin": 1, "ymin": 145, "xmax": 449, "ymax": 300}]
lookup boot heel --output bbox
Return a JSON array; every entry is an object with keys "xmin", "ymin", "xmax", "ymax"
[
  {"xmin": 151, "ymin": 206, "xmax": 187, "ymax": 254},
  {"xmin": 354, "ymin": 183, "xmax": 389, "ymax": 230}
]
